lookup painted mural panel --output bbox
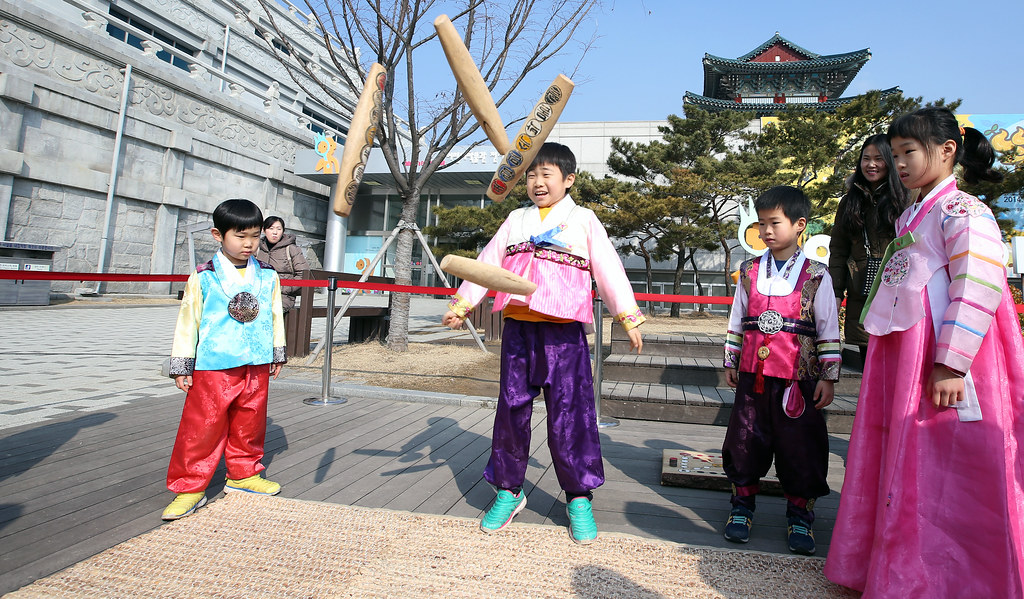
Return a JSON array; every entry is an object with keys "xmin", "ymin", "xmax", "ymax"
[{"xmin": 957, "ymin": 114, "xmax": 1024, "ymax": 229}]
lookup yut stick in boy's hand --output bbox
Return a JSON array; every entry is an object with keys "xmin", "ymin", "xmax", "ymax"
[
  {"xmin": 440, "ymin": 254, "xmax": 538, "ymax": 296},
  {"xmin": 332, "ymin": 62, "xmax": 386, "ymax": 217},
  {"xmin": 433, "ymin": 14, "xmax": 510, "ymax": 155}
]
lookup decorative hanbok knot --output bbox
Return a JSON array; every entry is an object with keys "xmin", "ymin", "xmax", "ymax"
[{"xmin": 529, "ymin": 223, "xmax": 571, "ymax": 251}]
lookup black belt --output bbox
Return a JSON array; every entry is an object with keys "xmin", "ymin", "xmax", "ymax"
[{"xmin": 741, "ymin": 316, "xmax": 815, "ymax": 337}]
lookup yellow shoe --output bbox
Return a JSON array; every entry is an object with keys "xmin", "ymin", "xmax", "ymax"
[
  {"xmin": 161, "ymin": 492, "xmax": 207, "ymax": 520},
  {"xmin": 225, "ymin": 474, "xmax": 281, "ymax": 495}
]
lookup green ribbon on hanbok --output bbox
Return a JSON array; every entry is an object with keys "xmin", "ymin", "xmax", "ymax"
[{"xmin": 859, "ymin": 231, "xmax": 918, "ymax": 324}]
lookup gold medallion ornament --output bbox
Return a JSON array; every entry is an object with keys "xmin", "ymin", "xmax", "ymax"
[{"xmin": 757, "ymin": 346, "xmax": 771, "ymax": 360}]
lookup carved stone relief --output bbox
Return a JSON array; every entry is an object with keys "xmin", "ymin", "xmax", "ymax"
[
  {"xmin": 142, "ymin": 0, "xmax": 220, "ymax": 41},
  {"xmin": 0, "ymin": 19, "xmax": 300, "ymax": 164}
]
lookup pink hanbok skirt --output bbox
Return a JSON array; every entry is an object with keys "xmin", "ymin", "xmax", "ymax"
[{"xmin": 824, "ymin": 288, "xmax": 1024, "ymax": 598}]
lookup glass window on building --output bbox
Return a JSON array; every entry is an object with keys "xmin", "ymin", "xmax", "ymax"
[
  {"xmin": 347, "ymin": 191, "xmax": 388, "ymax": 234},
  {"xmin": 106, "ymin": 7, "xmax": 197, "ymax": 71}
]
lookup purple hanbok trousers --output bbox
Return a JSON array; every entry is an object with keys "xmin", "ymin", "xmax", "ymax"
[{"xmin": 484, "ymin": 319, "xmax": 604, "ymax": 495}]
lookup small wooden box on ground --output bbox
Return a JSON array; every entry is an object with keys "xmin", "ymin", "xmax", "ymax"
[{"xmin": 660, "ymin": 449, "xmax": 783, "ymax": 495}]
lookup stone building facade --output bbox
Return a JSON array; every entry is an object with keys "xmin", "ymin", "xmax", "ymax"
[{"xmin": 0, "ymin": 0, "xmax": 358, "ymax": 295}]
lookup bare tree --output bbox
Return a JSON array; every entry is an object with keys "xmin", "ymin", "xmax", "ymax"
[{"xmin": 240, "ymin": 0, "xmax": 597, "ymax": 350}]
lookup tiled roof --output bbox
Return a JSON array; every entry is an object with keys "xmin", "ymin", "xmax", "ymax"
[
  {"xmin": 703, "ymin": 48, "xmax": 871, "ymax": 71},
  {"xmin": 682, "ymin": 87, "xmax": 901, "ymax": 116}
]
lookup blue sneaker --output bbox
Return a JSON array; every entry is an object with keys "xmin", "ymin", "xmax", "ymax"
[
  {"xmin": 566, "ymin": 497, "xmax": 597, "ymax": 545},
  {"xmin": 724, "ymin": 506, "xmax": 753, "ymax": 543},
  {"xmin": 480, "ymin": 489, "xmax": 526, "ymax": 533},
  {"xmin": 787, "ymin": 516, "xmax": 815, "ymax": 555}
]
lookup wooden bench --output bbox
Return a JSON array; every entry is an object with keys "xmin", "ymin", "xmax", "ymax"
[
  {"xmin": 467, "ymin": 296, "xmax": 504, "ymax": 342},
  {"xmin": 285, "ymin": 269, "xmax": 394, "ymax": 358}
]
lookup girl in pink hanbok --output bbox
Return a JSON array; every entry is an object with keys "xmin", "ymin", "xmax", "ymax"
[{"xmin": 824, "ymin": 107, "xmax": 1024, "ymax": 597}]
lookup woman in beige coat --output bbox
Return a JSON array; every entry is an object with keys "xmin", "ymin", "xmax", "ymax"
[{"xmin": 256, "ymin": 216, "xmax": 310, "ymax": 313}]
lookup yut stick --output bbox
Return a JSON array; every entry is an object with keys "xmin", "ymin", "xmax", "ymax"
[
  {"xmin": 332, "ymin": 62, "xmax": 386, "ymax": 217},
  {"xmin": 433, "ymin": 14, "xmax": 510, "ymax": 155},
  {"xmin": 440, "ymin": 254, "xmax": 537, "ymax": 295},
  {"xmin": 486, "ymin": 75, "xmax": 573, "ymax": 202}
]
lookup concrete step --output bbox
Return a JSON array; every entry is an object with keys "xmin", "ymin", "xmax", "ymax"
[
  {"xmin": 600, "ymin": 381, "xmax": 856, "ymax": 435},
  {"xmin": 610, "ymin": 332, "xmax": 723, "ymax": 359},
  {"xmin": 602, "ymin": 354, "xmax": 862, "ymax": 397}
]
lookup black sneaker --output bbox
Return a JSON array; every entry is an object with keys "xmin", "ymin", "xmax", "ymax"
[
  {"xmin": 723, "ymin": 506, "xmax": 754, "ymax": 543},
  {"xmin": 787, "ymin": 516, "xmax": 815, "ymax": 555}
]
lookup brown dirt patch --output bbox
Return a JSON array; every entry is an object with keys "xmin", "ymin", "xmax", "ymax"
[
  {"xmin": 292, "ymin": 312, "xmax": 727, "ymax": 397},
  {"xmin": 303, "ymin": 341, "xmax": 503, "ymax": 397}
]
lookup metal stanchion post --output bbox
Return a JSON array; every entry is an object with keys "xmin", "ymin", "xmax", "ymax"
[
  {"xmin": 594, "ymin": 297, "xmax": 618, "ymax": 428},
  {"xmin": 304, "ymin": 276, "xmax": 347, "ymax": 406}
]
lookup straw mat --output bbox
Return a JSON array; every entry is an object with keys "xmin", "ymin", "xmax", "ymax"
[{"xmin": 8, "ymin": 494, "xmax": 857, "ymax": 598}]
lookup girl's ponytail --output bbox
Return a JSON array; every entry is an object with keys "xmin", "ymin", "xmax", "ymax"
[
  {"xmin": 890, "ymin": 107, "xmax": 1005, "ymax": 186},
  {"xmin": 959, "ymin": 126, "xmax": 1004, "ymax": 184}
]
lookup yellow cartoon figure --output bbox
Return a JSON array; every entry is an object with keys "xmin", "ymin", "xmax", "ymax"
[
  {"xmin": 990, "ymin": 126, "xmax": 1024, "ymax": 164},
  {"xmin": 313, "ymin": 132, "xmax": 339, "ymax": 174}
]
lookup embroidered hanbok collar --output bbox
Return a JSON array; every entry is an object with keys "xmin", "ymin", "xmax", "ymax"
[
  {"xmin": 756, "ymin": 249, "xmax": 806, "ymax": 297},
  {"xmin": 213, "ymin": 251, "xmax": 263, "ymax": 322},
  {"xmin": 900, "ymin": 175, "xmax": 956, "ymax": 235},
  {"xmin": 522, "ymin": 195, "xmax": 577, "ymax": 252}
]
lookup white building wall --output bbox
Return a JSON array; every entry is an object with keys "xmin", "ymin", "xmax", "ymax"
[
  {"xmin": 0, "ymin": 0, "xmax": 359, "ymax": 295},
  {"xmin": 547, "ymin": 120, "xmax": 668, "ymax": 178}
]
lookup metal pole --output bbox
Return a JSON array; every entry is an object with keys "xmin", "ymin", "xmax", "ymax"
[
  {"xmin": 218, "ymin": 24, "xmax": 230, "ymax": 93},
  {"xmin": 410, "ymin": 224, "xmax": 487, "ymax": 352},
  {"xmin": 593, "ymin": 297, "xmax": 618, "ymax": 428},
  {"xmin": 304, "ymin": 276, "xmax": 346, "ymax": 405},
  {"xmin": 95, "ymin": 63, "xmax": 132, "ymax": 293}
]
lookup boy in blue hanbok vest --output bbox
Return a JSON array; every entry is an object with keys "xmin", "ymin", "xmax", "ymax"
[{"xmin": 163, "ymin": 199, "xmax": 287, "ymax": 520}]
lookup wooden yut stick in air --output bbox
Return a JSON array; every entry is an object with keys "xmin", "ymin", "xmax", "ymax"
[
  {"xmin": 332, "ymin": 62, "xmax": 387, "ymax": 217},
  {"xmin": 440, "ymin": 254, "xmax": 537, "ymax": 296},
  {"xmin": 433, "ymin": 14, "xmax": 510, "ymax": 155},
  {"xmin": 486, "ymin": 74, "xmax": 573, "ymax": 202}
]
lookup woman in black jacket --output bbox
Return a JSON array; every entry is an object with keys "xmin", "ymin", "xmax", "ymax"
[{"xmin": 828, "ymin": 134, "xmax": 910, "ymax": 361}]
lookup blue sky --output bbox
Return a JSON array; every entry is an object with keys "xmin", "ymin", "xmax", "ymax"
[{"xmin": 533, "ymin": 0, "xmax": 1024, "ymax": 122}]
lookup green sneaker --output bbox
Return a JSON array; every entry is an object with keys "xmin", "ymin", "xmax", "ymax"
[
  {"xmin": 566, "ymin": 497, "xmax": 597, "ymax": 545},
  {"xmin": 480, "ymin": 489, "xmax": 526, "ymax": 533}
]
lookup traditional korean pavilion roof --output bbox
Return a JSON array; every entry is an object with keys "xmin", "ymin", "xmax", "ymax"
[
  {"xmin": 685, "ymin": 33, "xmax": 880, "ymax": 116},
  {"xmin": 683, "ymin": 86, "xmax": 902, "ymax": 116}
]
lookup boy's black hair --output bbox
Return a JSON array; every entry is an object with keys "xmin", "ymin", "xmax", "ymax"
[
  {"xmin": 213, "ymin": 199, "xmax": 264, "ymax": 234},
  {"xmin": 262, "ymin": 216, "xmax": 286, "ymax": 230},
  {"xmin": 888, "ymin": 107, "xmax": 1003, "ymax": 185},
  {"xmin": 526, "ymin": 142, "xmax": 576, "ymax": 178},
  {"xmin": 754, "ymin": 185, "xmax": 810, "ymax": 223}
]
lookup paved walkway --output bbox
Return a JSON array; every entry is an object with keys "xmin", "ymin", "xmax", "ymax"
[{"xmin": 0, "ymin": 297, "xmax": 468, "ymax": 431}]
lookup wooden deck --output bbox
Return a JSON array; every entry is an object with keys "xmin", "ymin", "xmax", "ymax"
[{"xmin": 0, "ymin": 389, "xmax": 850, "ymax": 595}]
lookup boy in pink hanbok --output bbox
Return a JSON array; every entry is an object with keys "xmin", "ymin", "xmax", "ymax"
[
  {"xmin": 825, "ymin": 107, "xmax": 1024, "ymax": 597},
  {"xmin": 721, "ymin": 186, "xmax": 842, "ymax": 555},
  {"xmin": 443, "ymin": 143, "xmax": 644, "ymax": 545}
]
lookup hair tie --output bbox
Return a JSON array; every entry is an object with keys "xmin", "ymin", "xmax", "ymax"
[{"xmin": 959, "ymin": 125, "xmax": 966, "ymax": 136}]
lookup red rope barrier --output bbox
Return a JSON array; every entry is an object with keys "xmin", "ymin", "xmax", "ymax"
[{"xmin": 2, "ymin": 270, "xmax": 1022, "ymax": 313}]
